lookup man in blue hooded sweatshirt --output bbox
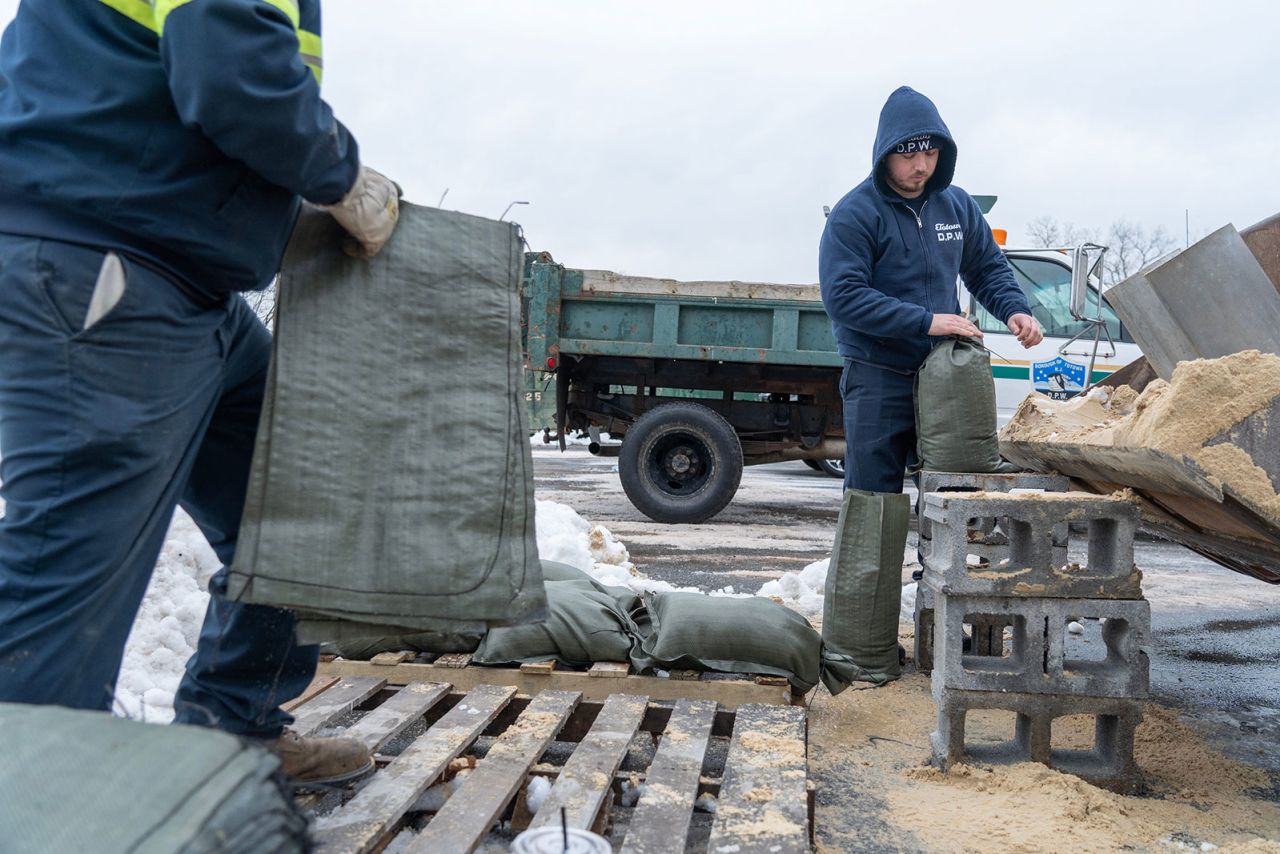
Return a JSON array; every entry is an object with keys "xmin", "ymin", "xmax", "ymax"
[
  {"xmin": 819, "ymin": 86, "xmax": 1042, "ymax": 495},
  {"xmin": 0, "ymin": 0, "xmax": 398, "ymax": 785}
]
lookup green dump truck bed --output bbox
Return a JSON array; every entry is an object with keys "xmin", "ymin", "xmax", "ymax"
[{"xmin": 523, "ymin": 254, "xmax": 841, "ymax": 373}]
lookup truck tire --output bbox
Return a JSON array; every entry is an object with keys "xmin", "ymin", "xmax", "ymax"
[
  {"xmin": 619, "ymin": 402, "xmax": 743, "ymax": 523},
  {"xmin": 802, "ymin": 459, "xmax": 822, "ymax": 471},
  {"xmin": 816, "ymin": 458, "xmax": 845, "ymax": 479}
]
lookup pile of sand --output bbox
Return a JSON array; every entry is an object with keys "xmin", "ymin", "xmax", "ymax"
[
  {"xmin": 1000, "ymin": 350, "xmax": 1280, "ymax": 523},
  {"xmin": 809, "ymin": 670, "xmax": 1280, "ymax": 853}
]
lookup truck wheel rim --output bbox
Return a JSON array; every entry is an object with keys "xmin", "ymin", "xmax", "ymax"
[{"xmin": 646, "ymin": 433, "xmax": 711, "ymax": 496}]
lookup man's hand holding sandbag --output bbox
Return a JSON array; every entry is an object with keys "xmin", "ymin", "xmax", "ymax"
[{"xmin": 325, "ymin": 165, "xmax": 401, "ymax": 257}]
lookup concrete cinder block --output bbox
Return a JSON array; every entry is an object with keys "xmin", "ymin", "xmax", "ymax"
[
  {"xmin": 914, "ymin": 578, "xmax": 936, "ymax": 673},
  {"xmin": 930, "ymin": 592, "xmax": 1151, "ymax": 698},
  {"xmin": 917, "ymin": 471, "xmax": 1070, "ymax": 543},
  {"xmin": 930, "ymin": 684, "xmax": 1143, "ymax": 793},
  {"xmin": 922, "ymin": 491, "xmax": 1142, "ymax": 599},
  {"xmin": 914, "ymin": 580, "xmax": 1013, "ymax": 674}
]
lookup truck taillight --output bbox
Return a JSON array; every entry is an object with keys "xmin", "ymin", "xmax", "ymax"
[{"xmin": 546, "ymin": 357, "xmax": 557, "ymax": 369}]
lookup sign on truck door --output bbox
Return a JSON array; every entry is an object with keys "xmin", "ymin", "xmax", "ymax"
[{"xmin": 964, "ymin": 251, "xmax": 1143, "ymax": 426}]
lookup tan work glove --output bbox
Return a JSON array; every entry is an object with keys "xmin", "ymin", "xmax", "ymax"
[{"xmin": 324, "ymin": 165, "xmax": 401, "ymax": 257}]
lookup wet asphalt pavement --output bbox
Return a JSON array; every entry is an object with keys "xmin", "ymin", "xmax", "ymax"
[{"xmin": 533, "ymin": 443, "xmax": 1280, "ymax": 771}]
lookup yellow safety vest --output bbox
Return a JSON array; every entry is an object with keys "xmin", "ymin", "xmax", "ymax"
[{"xmin": 96, "ymin": 0, "xmax": 322, "ymax": 83}]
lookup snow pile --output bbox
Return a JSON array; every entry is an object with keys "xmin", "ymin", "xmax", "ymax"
[
  {"xmin": 533, "ymin": 499, "xmax": 598, "ymax": 570},
  {"xmin": 756, "ymin": 557, "xmax": 829, "ymax": 616},
  {"xmin": 756, "ymin": 557, "xmax": 917, "ymax": 624},
  {"xmin": 535, "ymin": 499, "xmax": 730, "ymax": 596},
  {"xmin": 115, "ymin": 509, "xmax": 219, "ymax": 723}
]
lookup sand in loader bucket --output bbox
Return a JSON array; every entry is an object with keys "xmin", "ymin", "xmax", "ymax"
[{"xmin": 1000, "ymin": 350, "xmax": 1280, "ymax": 525}]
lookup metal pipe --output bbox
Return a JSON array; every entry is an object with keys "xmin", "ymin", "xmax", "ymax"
[
  {"xmin": 588, "ymin": 442, "xmax": 621, "ymax": 457},
  {"xmin": 746, "ymin": 439, "xmax": 846, "ymax": 466}
]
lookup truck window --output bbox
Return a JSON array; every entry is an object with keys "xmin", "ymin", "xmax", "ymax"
[{"xmin": 971, "ymin": 256, "xmax": 1132, "ymax": 343}]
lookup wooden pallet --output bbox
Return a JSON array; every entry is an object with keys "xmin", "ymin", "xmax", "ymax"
[
  {"xmin": 316, "ymin": 653, "xmax": 803, "ymax": 710},
  {"xmin": 294, "ymin": 676, "xmax": 813, "ymax": 854}
]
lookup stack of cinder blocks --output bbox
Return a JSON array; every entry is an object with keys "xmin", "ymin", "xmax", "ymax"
[
  {"xmin": 914, "ymin": 472, "xmax": 1070, "ymax": 670},
  {"xmin": 914, "ymin": 474, "xmax": 1149, "ymax": 792}
]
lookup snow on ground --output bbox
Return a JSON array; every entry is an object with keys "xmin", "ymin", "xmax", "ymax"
[
  {"xmin": 756, "ymin": 556, "xmax": 918, "ymax": 625},
  {"xmin": 533, "ymin": 499, "xmax": 742, "ymax": 597},
  {"xmin": 115, "ymin": 510, "xmax": 220, "ymax": 723}
]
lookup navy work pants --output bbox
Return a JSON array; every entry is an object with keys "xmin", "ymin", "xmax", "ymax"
[
  {"xmin": 0, "ymin": 234, "xmax": 315, "ymax": 736},
  {"xmin": 840, "ymin": 358, "xmax": 918, "ymax": 494}
]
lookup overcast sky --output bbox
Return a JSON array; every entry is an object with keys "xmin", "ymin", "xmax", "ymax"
[{"xmin": 4, "ymin": 1, "xmax": 1278, "ymax": 282}]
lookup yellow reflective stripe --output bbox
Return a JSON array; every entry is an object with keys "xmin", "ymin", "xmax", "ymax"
[
  {"xmin": 298, "ymin": 29, "xmax": 323, "ymax": 84},
  {"xmin": 96, "ymin": 0, "xmax": 319, "ymax": 85},
  {"xmin": 97, "ymin": 0, "xmax": 159, "ymax": 33}
]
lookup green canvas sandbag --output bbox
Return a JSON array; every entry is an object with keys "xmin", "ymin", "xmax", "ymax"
[
  {"xmin": 0, "ymin": 703, "xmax": 306, "ymax": 854},
  {"xmin": 473, "ymin": 572, "xmax": 649, "ymax": 668},
  {"xmin": 228, "ymin": 203, "xmax": 545, "ymax": 642},
  {"xmin": 820, "ymin": 488, "xmax": 911, "ymax": 693},
  {"xmin": 914, "ymin": 336, "xmax": 1018, "ymax": 474},
  {"xmin": 538, "ymin": 559, "xmax": 596, "ymax": 583},
  {"xmin": 325, "ymin": 561, "xmax": 629, "ymax": 660},
  {"xmin": 640, "ymin": 592, "xmax": 822, "ymax": 692}
]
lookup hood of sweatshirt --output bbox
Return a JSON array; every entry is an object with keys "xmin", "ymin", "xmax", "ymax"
[{"xmin": 871, "ymin": 86, "xmax": 957, "ymax": 199}]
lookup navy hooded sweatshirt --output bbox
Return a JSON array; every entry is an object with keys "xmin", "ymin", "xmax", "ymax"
[
  {"xmin": 819, "ymin": 86, "xmax": 1031, "ymax": 373},
  {"xmin": 0, "ymin": 0, "xmax": 358, "ymax": 297}
]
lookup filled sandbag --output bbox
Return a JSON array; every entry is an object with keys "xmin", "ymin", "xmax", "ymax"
[
  {"xmin": 914, "ymin": 336, "xmax": 1018, "ymax": 473},
  {"xmin": 325, "ymin": 562, "xmax": 627, "ymax": 662},
  {"xmin": 474, "ymin": 571, "xmax": 648, "ymax": 668},
  {"xmin": 0, "ymin": 703, "xmax": 306, "ymax": 854},
  {"xmin": 820, "ymin": 488, "xmax": 911, "ymax": 692},
  {"xmin": 228, "ymin": 204, "xmax": 545, "ymax": 642},
  {"xmin": 640, "ymin": 592, "xmax": 823, "ymax": 692}
]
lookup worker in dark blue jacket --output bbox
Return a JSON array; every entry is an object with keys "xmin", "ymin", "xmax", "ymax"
[
  {"xmin": 0, "ymin": 0, "xmax": 398, "ymax": 785},
  {"xmin": 819, "ymin": 86, "xmax": 1043, "ymax": 495}
]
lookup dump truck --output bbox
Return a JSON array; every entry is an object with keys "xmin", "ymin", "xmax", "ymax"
[{"xmin": 521, "ymin": 239, "xmax": 1133, "ymax": 523}]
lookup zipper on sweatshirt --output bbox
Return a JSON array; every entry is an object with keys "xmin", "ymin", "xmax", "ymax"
[
  {"xmin": 916, "ymin": 199, "xmax": 933, "ymax": 312},
  {"xmin": 889, "ymin": 196, "xmax": 935, "ymax": 314}
]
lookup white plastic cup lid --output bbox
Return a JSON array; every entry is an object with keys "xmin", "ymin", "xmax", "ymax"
[{"xmin": 509, "ymin": 826, "xmax": 611, "ymax": 854}]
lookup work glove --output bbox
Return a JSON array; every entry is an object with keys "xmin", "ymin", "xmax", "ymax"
[{"xmin": 324, "ymin": 165, "xmax": 402, "ymax": 258}]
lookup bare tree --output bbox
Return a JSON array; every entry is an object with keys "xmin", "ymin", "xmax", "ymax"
[
  {"xmin": 1100, "ymin": 219, "xmax": 1177, "ymax": 284},
  {"xmin": 1025, "ymin": 216, "xmax": 1096, "ymax": 250},
  {"xmin": 1023, "ymin": 216, "xmax": 1177, "ymax": 285}
]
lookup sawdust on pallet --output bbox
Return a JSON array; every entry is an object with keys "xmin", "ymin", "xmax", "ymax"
[
  {"xmin": 809, "ymin": 672, "xmax": 1280, "ymax": 853},
  {"xmin": 738, "ymin": 731, "xmax": 806, "ymax": 761},
  {"xmin": 713, "ymin": 804, "xmax": 805, "ymax": 838}
]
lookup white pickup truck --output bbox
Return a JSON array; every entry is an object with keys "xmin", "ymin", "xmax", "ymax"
[{"xmin": 965, "ymin": 246, "xmax": 1143, "ymax": 425}]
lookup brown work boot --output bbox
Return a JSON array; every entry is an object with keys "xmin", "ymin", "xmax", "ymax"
[{"xmin": 265, "ymin": 728, "xmax": 374, "ymax": 787}]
